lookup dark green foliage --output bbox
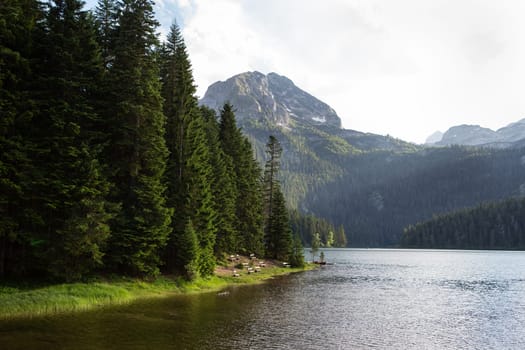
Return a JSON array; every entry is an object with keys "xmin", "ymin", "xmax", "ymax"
[
  {"xmin": 263, "ymin": 135, "xmax": 282, "ymax": 226},
  {"xmin": 175, "ymin": 220, "xmax": 199, "ymax": 281},
  {"xmin": 105, "ymin": 0, "xmax": 171, "ymax": 276},
  {"xmin": 160, "ymin": 22, "xmax": 194, "ymax": 213},
  {"xmin": 0, "ymin": 3, "xmax": 300, "ymax": 281},
  {"xmin": 334, "ymin": 225, "xmax": 347, "ymax": 248},
  {"xmin": 159, "ymin": 23, "xmax": 217, "ymax": 277},
  {"xmin": 219, "ymin": 104, "xmax": 265, "ymax": 256},
  {"xmin": 263, "ymin": 135, "xmax": 293, "ymax": 259},
  {"xmin": 401, "ymin": 197, "xmax": 525, "ymax": 249},
  {"xmin": 266, "ymin": 188, "xmax": 293, "ymax": 261},
  {"xmin": 310, "ymin": 232, "xmax": 321, "ymax": 261},
  {"xmin": 94, "ymin": 0, "xmax": 119, "ymax": 69},
  {"xmin": 159, "ymin": 22, "xmax": 189, "ymax": 272},
  {"xmin": 289, "ymin": 210, "xmax": 345, "ymax": 247},
  {"xmin": 25, "ymin": 0, "xmax": 116, "ymax": 281},
  {"xmin": 183, "ymin": 113, "xmax": 217, "ymax": 276},
  {"xmin": 0, "ymin": 0, "xmax": 40, "ymax": 278},
  {"xmin": 201, "ymin": 106, "xmax": 239, "ymax": 256},
  {"xmin": 47, "ymin": 156, "xmax": 115, "ymax": 280},
  {"xmin": 289, "ymin": 233, "xmax": 305, "ymax": 268},
  {"xmin": 238, "ymin": 143, "xmax": 265, "ymax": 256},
  {"xmin": 307, "ymin": 146, "xmax": 525, "ymax": 247}
]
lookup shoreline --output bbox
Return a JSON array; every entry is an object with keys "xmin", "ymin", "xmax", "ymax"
[{"xmin": 0, "ymin": 264, "xmax": 315, "ymax": 320}]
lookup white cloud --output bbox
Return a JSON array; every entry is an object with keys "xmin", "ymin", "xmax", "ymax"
[{"xmin": 84, "ymin": 0, "xmax": 525, "ymax": 143}]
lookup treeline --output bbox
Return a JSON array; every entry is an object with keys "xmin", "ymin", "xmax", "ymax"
[
  {"xmin": 401, "ymin": 197, "xmax": 525, "ymax": 249},
  {"xmin": 0, "ymin": 0, "xmax": 301, "ymax": 281},
  {"xmin": 289, "ymin": 210, "xmax": 346, "ymax": 248}
]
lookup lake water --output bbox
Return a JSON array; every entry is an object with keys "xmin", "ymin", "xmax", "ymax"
[{"xmin": 2, "ymin": 249, "xmax": 525, "ymax": 349}]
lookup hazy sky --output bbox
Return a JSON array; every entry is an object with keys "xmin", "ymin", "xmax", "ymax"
[{"xmin": 86, "ymin": 0, "xmax": 525, "ymax": 143}]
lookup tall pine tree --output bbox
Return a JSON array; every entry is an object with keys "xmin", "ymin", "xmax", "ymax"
[
  {"xmin": 219, "ymin": 104, "xmax": 265, "ymax": 256},
  {"xmin": 263, "ymin": 135, "xmax": 292, "ymax": 260},
  {"xmin": 183, "ymin": 113, "xmax": 217, "ymax": 276},
  {"xmin": 0, "ymin": 0, "xmax": 40, "ymax": 278},
  {"xmin": 94, "ymin": 0, "xmax": 119, "ymax": 70},
  {"xmin": 18, "ymin": 0, "xmax": 116, "ymax": 280},
  {"xmin": 201, "ymin": 106, "xmax": 239, "ymax": 257},
  {"xmin": 105, "ymin": 0, "xmax": 171, "ymax": 276},
  {"xmin": 160, "ymin": 23, "xmax": 217, "ymax": 276}
]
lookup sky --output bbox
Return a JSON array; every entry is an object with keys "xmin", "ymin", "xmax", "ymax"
[{"xmin": 85, "ymin": 0, "xmax": 525, "ymax": 144}]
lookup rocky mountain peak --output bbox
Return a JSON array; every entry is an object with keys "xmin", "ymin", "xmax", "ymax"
[
  {"xmin": 200, "ymin": 71, "xmax": 342, "ymax": 129},
  {"xmin": 425, "ymin": 131, "xmax": 444, "ymax": 144},
  {"xmin": 496, "ymin": 118, "xmax": 525, "ymax": 142},
  {"xmin": 440, "ymin": 124, "xmax": 498, "ymax": 146}
]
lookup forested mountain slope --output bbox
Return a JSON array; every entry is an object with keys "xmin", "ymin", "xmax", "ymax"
[
  {"xmin": 200, "ymin": 71, "xmax": 416, "ymax": 208},
  {"xmin": 401, "ymin": 197, "xmax": 525, "ymax": 249},
  {"xmin": 201, "ymin": 73, "xmax": 525, "ymax": 247},
  {"xmin": 0, "ymin": 1, "xmax": 301, "ymax": 281},
  {"xmin": 308, "ymin": 147, "xmax": 525, "ymax": 246}
]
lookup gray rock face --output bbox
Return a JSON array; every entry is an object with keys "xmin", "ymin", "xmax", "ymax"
[
  {"xmin": 438, "ymin": 125, "xmax": 499, "ymax": 146},
  {"xmin": 199, "ymin": 71, "xmax": 342, "ymax": 128},
  {"xmin": 497, "ymin": 118, "xmax": 525, "ymax": 142},
  {"xmin": 425, "ymin": 131, "xmax": 444, "ymax": 144},
  {"xmin": 430, "ymin": 119, "xmax": 525, "ymax": 148}
]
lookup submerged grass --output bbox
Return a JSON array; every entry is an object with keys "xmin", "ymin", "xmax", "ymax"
[{"xmin": 0, "ymin": 265, "xmax": 313, "ymax": 319}]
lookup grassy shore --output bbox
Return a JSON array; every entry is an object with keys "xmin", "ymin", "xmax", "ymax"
[{"xmin": 0, "ymin": 264, "xmax": 314, "ymax": 320}]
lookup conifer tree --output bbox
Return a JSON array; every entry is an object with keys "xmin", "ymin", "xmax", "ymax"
[
  {"xmin": 263, "ymin": 135, "xmax": 282, "ymax": 239},
  {"xmin": 160, "ymin": 23, "xmax": 217, "ymax": 276},
  {"xmin": 175, "ymin": 219, "xmax": 199, "ymax": 280},
  {"xmin": 94, "ymin": 0, "xmax": 119, "ymax": 70},
  {"xmin": 219, "ymin": 104, "xmax": 265, "ymax": 256},
  {"xmin": 289, "ymin": 233, "xmax": 305, "ymax": 268},
  {"xmin": 201, "ymin": 106, "xmax": 239, "ymax": 256},
  {"xmin": 266, "ymin": 187, "xmax": 293, "ymax": 260},
  {"xmin": 241, "ymin": 146, "xmax": 265, "ymax": 256},
  {"xmin": 218, "ymin": 103, "xmax": 243, "ymax": 167},
  {"xmin": 335, "ymin": 224, "xmax": 347, "ymax": 247},
  {"xmin": 0, "ymin": 0, "xmax": 40, "ymax": 278},
  {"xmin": 183, "ymin": 113, "xmax": 217, "ymax": 276},
  {"xmin": 159, "ymin": 22, "xmax": 192, "ymax": 272},
  {"xmin": 105, "ymin": 0, "xmax": 171, "ymax": 276},
  {"xmin": 263, "ymin": 135, "xmax": 293, "ymax": 259},
  {"xmin": 25, "ymin": 0, "xmax": 118, "ymax": 280}
]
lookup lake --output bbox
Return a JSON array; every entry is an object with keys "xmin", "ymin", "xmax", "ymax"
[{"xmin": 2, "ymin": 249, "xmax": 525, "ymax": 349}]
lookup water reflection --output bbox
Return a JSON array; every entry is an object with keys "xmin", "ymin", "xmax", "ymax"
[{"xmin": 2, "ymin": 249, "xmax": 525, "ymax": 349}]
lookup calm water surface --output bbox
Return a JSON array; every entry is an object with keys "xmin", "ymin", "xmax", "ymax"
[{"xmin": 2, "ymin": 249, "xmax": 525, "ymax": 349}]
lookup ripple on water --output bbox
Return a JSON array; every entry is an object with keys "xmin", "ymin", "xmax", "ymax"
[
  {"xmin": 2, "ymin": 249, "xmax": 525, "ymax": 349},
  {"xmin": 434, "ymin": 279, "xmax": 510, "ymax": 292}
]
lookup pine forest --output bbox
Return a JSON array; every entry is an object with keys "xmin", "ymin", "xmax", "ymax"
[{"xmin": 0, "ymin": 0, "xmax": 301, "ymax": 281}]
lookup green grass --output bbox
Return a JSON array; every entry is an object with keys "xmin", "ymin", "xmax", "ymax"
[{"xmin": 0, "ymin": 265, "xmax": 314, "ymax": 319}]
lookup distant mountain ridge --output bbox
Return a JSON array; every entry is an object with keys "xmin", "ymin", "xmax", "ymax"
[{"xmin": 427, "ymin": 119, "xmax": 525, "ymax": 148}]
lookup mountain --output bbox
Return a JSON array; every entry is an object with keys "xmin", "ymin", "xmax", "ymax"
[
  {"xmin": 200, "ymin": 71, "xmax": 414, "ymax": 153},
  {"xmin": 200, "ymin": 71, "xmax": 341, "ymax": 128},
  {"xmin": 497, "ymin": 119, "xmax": 525, "ymax": 143},
  {"xmin": 200, "ymin": 72, "xmax": 525, "ymax": 247},
  {"xmin": 200, "ymin": 71, "xmax": 417, "ymax": 208},
  {"xmin": 425, "ymin": 131, "xmax": 443, "ymax": 144},
  {"xmin": 427, "ymin": 119, "xmax": 525, "ymax": 148}
]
